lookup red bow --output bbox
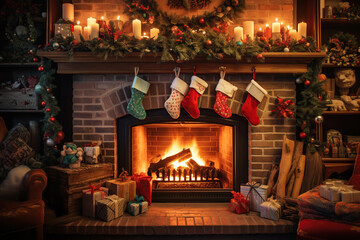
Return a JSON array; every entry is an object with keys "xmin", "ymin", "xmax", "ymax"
[
  {"xmin": 88, "ymin": 184, "xmax": 101, "ymax": 195},
  {"xmin": 231, "ymin": 191, "xmax": 246, "ymax": 202}
]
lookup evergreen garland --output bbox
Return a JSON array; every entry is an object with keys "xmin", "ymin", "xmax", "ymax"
[
  {"xmin": 326, "ymin": 32, "xmax": 360, "ymax": 67},
  {"xmin": 332, "ymin": 1, "xmax": 360, "ymax": 20}
]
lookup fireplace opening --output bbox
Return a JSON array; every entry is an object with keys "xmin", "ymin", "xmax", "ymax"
[{"xmin": 117, "ymin": 109, "xmax": 248, "ymax": 202}]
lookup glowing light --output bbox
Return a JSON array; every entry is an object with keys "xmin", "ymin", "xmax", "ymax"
[
  {"xmin": 101, "ymin": 16, "xmax": 104, "ymax": 20},
  {"xmin": 77, "ymin": 21, "xmax": 80, "ymax": 25},
  {"xmin": 117, "ymin": 16, "xmax": 120, "ymax": 20}
]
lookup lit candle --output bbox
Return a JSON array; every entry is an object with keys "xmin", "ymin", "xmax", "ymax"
[
  {"xmin": 83, "ymin": 26, "xmax": 91, "ymax": 41},
  {"xmin": 150, "ymin": 28, "xmax": 159, "ymax": 39},
  {"xmin": 289, "ymin": 28, "xmax": 297, "ymax": 40},
  {"xmin": 243, "ymin": 21, "xmax": 254, "ymax": 41},
  {"xmin": 74, "ymin": 21, "xmax": 82, "ymax": 41},
  {"xmin": 298, "ymin": 22, "xmax": 307, "ymax": 38},
  {"xmin": 132, "ymin": 19, "xmax": 141, "ymax": 39},
  {"xmin": 256, "ymin": 27, "xmax": 264, "ymax": 37},
  {"xmin": 62, "ymin": 3, "xmax": 74, "ymax": 22},
  {"xmin": 264, "ymin": 24, "xmax": 271, "ymax": 40},
  {"xmin": 97, "ymin": 16, "xmax": 107, "ymax": 29},
  {"xmin": 272, "ymin": 18, "xmax": 280, "ymax": 33},
  {"xmin": 142, "ymin": 33, "xmax": 149, "ymax": 39},
  {"xmin": 111, "ymin": 16, "xmax": 124, "ymax": 31},
  {"xmin": 90, "ymin": 22, "xmax": 99, "ymax": 40},
  {"xmin": 234, "ymin": 26, "xmax": 243, "ymax": 42},
  {"xmin": 87, "ymin": 17, "xmax": 96, "ymax": 28}
]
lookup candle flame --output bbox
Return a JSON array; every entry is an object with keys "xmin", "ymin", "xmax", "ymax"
[
  {"xmin": 275, "ymin": 18, "xmax": 278, "ymax": 22},
  {"xmin": 117, "ymin": 16, "xmax": 120, "ymax": 20},
  {"xmin": 287, "ymin": 25, "xmax": 290, "ymax": 29},
  {"xmin": 77, "ymin": 21, "xmax": 80, "ymax": 25},
  {"xmin": 101, "ymin": 16, "xmax": 104, "ymax": 20},
  {"xmin": 281, "ymin": 22, "xmax": 283, "ymax": 25},
  {"xmin": 259, "ymin": 27, "xmax": 262, "ymax": 31},
  {"xmin": 266, "ymin": 24, "xmax": 269, "ymax": 27},
  {"xmin": 144, "ymin": 32, "xmax": 146, "ymax": 36}
]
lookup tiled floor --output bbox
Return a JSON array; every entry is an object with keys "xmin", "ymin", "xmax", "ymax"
[{"xmin": 45, "ymin": 203, "xmax": 297, "ymax": 239}]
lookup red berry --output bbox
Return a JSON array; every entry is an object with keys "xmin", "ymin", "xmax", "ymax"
[
  {"xmin": 226, "ymin": 36, "xmax": 231, "ymax": 41},
  {"xmin": 304, "ymin": 80, "xmax": 311, "ymax": 86},
  {"xmin": 50, "ymin": 117, "xmax": 55, "ymax": 122},
  {"xmin": 38, "ymin": 66, "xmax": 44, "ymax": 72},
  {"xmin": 199, "ymin": 18, "xmax": 205, "ymax": 24},
  {"xmin": 206, "ymin": 40, "xmax": 212, "ymax": 46},
  {"xmin": 41, "ymin": 101, "xmax": 46, "ymax": 107},
  {"xmin": 299, "ymin": 132, "xmax": 307, "ymax": 139},
  {"xmin": 46, "ymin": 108, "xmax": 51, "ymax": 112},
  {"xmin": 257, "ymin": 53, "xmax": 263, "ymax": 59},
  {"xmin": 33, "ymin": 57, "xmax": 39, "ymax": 62}
]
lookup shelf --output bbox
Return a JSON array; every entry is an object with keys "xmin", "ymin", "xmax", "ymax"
[
  {"xmin": 321, "ymin": 18, "xmax": 360, "ymax": 24},
  {"xmin": 322, "ymin": 111, "xmax": 360, "ymax": 115},
  {"xmin": 36, "ymin": 51, "xmax": 326, "ymax": 74},
  {"xmin": 0, "ymin": 109, "xmax": 42, "ymax": 113},
  {"xmin": 322, "ymin": 63, "xmax": 360, "ymax": 68},
  {"xmin": 0, "ymin": 62, "xmax": 39, "ymax": 68},
  {"xmin": 322, "ymin": 157, "xmax": 356, "ymax": 163}
]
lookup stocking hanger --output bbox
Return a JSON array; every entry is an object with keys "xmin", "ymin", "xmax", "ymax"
[
  {"xmin": 252, "ymin": 66, "xmax": 256, "ymax": 80},
  {"xmin": 173, "ymin": 67, "xmax": 180, "ymax": 77},
  {"xmin": 193, "ymin": 66, "xmax": 197, "ymax": 75},
  {"xmin": 219, "ymin": 66, "xmax": 226, "ymax": 79},
  {"xmin": 134, "ymin": 66, "xmax": 139, "ymax": 76}
]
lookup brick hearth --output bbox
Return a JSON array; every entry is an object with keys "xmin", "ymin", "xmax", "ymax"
[{"xmin": 72, "ymin": 74, "xmax": 296, "ymax": 184}]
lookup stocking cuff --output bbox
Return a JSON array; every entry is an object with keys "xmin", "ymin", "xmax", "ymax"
[
  {"xmin": 245, "ymin": 80, "xmax": 268, "ymax": 102},
  {"xmin": 190, "ymin": 76, "xmax": 208, "ymax": 95},
  {"xmin": 170, "ymin": 77, "xmax": 189, "ymax": 96},
  {"xmin": 215, "ymin": 79, "xmax": 238, "ymax": 98},
  {"xmin": 132, "ymin": 76, "xmax": 150, "ymax": 94}
]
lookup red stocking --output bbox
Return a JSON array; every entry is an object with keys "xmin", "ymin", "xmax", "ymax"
[
  {"xmin": 348, "ymin": 143, "xmax": 360, "ymax": 190},
  {"xmin": 181, "ymin": 76, "xmax": 208, "ymax": 119},
  {"xmin": 213, "ymin": 78, "xmax": 238, "ymax": 118}
]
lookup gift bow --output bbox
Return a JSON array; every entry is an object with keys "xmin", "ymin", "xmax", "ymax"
[
  {"xmin": 128, "ymin": 195, "xmax": 145, "ymax": 213},
  {"xmin": 231, "ymin": 191, "xmax": 246, "ymax": 202},
  {"xmin": 244, "ymin": 182, "xmax": 265, "ymax": 202},
  {"xmin": 88, "ymin": 184, "xmax": 101, "ymax": 195}
]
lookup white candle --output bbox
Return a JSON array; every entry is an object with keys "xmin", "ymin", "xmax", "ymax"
[
  {"xmin": 83, "ymin": 26, "xmax": 91, "ymax": 41},
  {"xmin": 298, "ymin": 22, "xmax": 307, "ymax": 38},
  {"xmin": 272, "ymin": 18, "xmax": 280, "ymax": 33},
  {"xmin": 90, "ymin": 23, "xmax": 99, "ymax": 40},
  {"xmin": 62, "ymin": 3, "xmax": 74, "ymax": 22},
  {"xmin": 150, "ymin": 28, "xmax": 159, "ymax": 39},
  {"xmin": 132, "ymin": 19, "xmax": 141, "ymax": 39},
  {"xmin": 234, "ymin": 26, "xmax": 243, "ymax": 42},
  {"xmin": 289, "ymin": 29, "xmax": 297, "ymax": 40},
  {"xmin": 87, "ymin": 17, "xmax": 96, "ymax": 28},
  {"xmin": 243, "ymin": 21, "xmax": 254, "ymax": 40},
  {"xmin": 74, "ymin": 21, "xmax": 82, "ymax": 41}
]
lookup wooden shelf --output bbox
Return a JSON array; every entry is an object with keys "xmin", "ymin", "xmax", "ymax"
[
  {"xmin": 36, "ymin": 51, "xmax": 326, "ymax": 74},
  {"xmin": 322, "ymin": 63, "xmax": 360, "ymax": 68},
  {"xmin": 0, "ymin": 109, "xmax": 42, "ymax": 113},
  {"xmin": 321, "ymin": 18, "xmax": 360, "ymax": 24},
  {"xmin": 322, "ymin": 157, "xmax": 356, "ymax": 163},
  {"xmin": 322, "ymin": 111, "xmax": 360, "ymax": 115},
  {"xmin": 0, "ymin": 62, "xmax": 39, "ymax": 67}
]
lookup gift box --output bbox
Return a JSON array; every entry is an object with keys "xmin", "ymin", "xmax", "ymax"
[
  {"xmin": 320, "ymin": 183, "xmax": 353, "ymax": 203},
  {"xmin": 82, "ymin": 185, "xmax": 107, "ymax": 217},
  {"xmin": 240, "ymin": 182, "xmax": 267, "ymax": 212},
  {"xmin": 127, "ymin": 195, "xmax": 149, "ymax": 216},
  {"xmin": 340, "ymin": 187, "xmax": 360, "ymax": 203},
  {"xmin": 131, "ymin": 173, "xmax": 152, "ymax": 205},
  {"xmin": 84, "ymin": 143, "xmax": 102, "ymax": 164},
  {"xmin": 260, "ymin": 199, "xmax": 282, "ymax": 221},
  {"xmin": 105, "ymin": 179, "xmax": 136, "ymax": 210},
  {"xmin": 229, "ymin": 191, "xmax": 250, "ymax": 214},
  {"xmin": 96, "ymin": 195, "xmax": 125, "ymax": 222}
]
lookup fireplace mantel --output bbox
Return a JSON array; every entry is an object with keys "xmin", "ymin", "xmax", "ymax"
[{"xmin": 37, "ymin": 51, "xmax": 325, "ymax": 74}]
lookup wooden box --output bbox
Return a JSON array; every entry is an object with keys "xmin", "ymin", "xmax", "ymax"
[
  {"xmin": 0, "ymin": 89, "xmax": 38, "ymax": 109},
  {"xmin": 45, "ymin": 163, "xmax": 113, "ymax": 216}
]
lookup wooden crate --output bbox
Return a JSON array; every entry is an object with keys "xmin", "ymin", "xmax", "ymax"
[
  {"xmin": 0, "ymin": 89, "xmax": 39, "ymax": 109},
  {"xmin": 45, "ymin": 163, "xmax": 114, "ymax": 216}
]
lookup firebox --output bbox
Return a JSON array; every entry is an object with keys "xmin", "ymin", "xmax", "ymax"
[{"xmin": 117, "ymin": 109, "xmax": 248, "ymax": 202}]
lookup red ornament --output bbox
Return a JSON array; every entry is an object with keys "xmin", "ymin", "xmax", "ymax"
[
  {"xmin": 50, "ymin": 117, "xmax": 55, "ymax": 122},
  {"xmin": 57, "ymin": 131, "xmax": 65, "ymax": 140},
  {"xmin": 206, "ymin": 40, "xmax": 212, "ymax": 46},
  {"xmin": 318, "ymin": 74, "xmax": 326, "ymax": 81},
  {"xmin": 299, "ymin": 132, "xmax": 307, "ymax": 139},
  {"xmin": 46, "ymin": 108, "xmax": 51, "ymax": 112},
  {"xmin": 38, "ymin": 66, "xmax": 44, "ymax": 72},
  {"xmin": 41, "ymin": 101, "xmax": 46, "ymax": 107},
  {"xmin": 304, "ymin": 80, "xmax": 311, "ymax": 86},
  {"xmin": 199, "ymin": 18, "xmax": 205, "ymax": 24},
  {"xmin": 226, "ymin": 36, "xmax": 231, "ymax": 42},
  {"xmin": 46, "ymin": 87, "xmax": 51, "ymax": 92},
  {"xmin": 32, "ymin": 57, "xmax": 39, "ymax": 62},
  {"xmin": 257, "ymin": 53, "xmax": 263, "ymax": 60}
]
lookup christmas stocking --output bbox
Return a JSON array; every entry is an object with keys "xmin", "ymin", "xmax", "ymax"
[
  {"xmin": 164, "ymin": 68, "xmax": 189, "ymax": 119},
  {"xmin": 241, "ymin": 80, "xmax": 267, "ymax": 125},
  {"xmin": 126, "ymin": 69, "xmax": 150, "ymax": 120},
  {"xmin": 181, "ymin": 75, "xmax": 208, "ymax": 119},
  {"xmin": 213, "ymin": 77, "xmax": 238, "ymax": 118}
]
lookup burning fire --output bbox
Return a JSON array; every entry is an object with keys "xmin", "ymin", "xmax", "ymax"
[{"xmin": 164, "ymin": 138, "xmax": 205, "ymax": 169}]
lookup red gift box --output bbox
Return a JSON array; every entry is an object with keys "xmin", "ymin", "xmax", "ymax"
[
  {"xmin": 131, "ymin": 173, "xmax": 152, "ymax": 205},
  {"xmin": 229, "ymin": 191, "xmax": 250, "ymax": 214}
]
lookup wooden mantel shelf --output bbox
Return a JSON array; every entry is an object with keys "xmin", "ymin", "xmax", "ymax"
[{"xmin": 36, "ymin": 51, "xmax": 326, "ymax": 74}]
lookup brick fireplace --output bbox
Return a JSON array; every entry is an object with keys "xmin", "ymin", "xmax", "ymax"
[{"xmin": 72, "ymin": 73, "xmax": 296, "ymax": 187}]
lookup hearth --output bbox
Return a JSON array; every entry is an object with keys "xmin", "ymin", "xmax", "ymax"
[{"xmin": 117, "ymin": 109, "xmax": 248, "ymax": 202}]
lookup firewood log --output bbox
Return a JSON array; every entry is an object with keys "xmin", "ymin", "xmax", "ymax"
[
  {"xmin": 276, "ymin": 135, "xmax": 295, "ymax": 199},
  {"xmin": 266, "ymin": 164, "xmax": 279, "ymax": 198},
  {"xmin": 300, "ymin": 147, "xmax": 323, "ymax": 194},
  {"xmin": 286, "ymin": 141, "xmax": 304, "ymax": 185},
  {"xmin": 186, "ymin": 158, "xmax": 201, "ymax": 170},
  {"xmin": 291, "ymin": 155, "xmax": 306, "ymax": 198},
  {"xmin": 148, "ymin": 148, "xmax": 192, "ymax": 172},
  {"xmin": 286, "ymin": 174, "xmax": 295, "ymax": 197}
]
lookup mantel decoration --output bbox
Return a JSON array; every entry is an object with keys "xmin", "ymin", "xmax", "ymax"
[
  {"xmin": 331, "ymin": 1, "xmax": 360, "ymax": 20},
  {"xmin": 326, "ymin": 32, "xmax": 360, "ymax": 67}
]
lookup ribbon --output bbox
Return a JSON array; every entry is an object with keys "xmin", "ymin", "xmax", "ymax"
[
  {"xmin": 118, "ymin": 168, "xmax": 130, "ymax": 182},
  {"xmin": 86, "ymin": 184, "xmax": 101, "ymax": 195},
  {"xmin": 97, "ymin": 198, "xmax": 116, "ymax": 221},
  {"xmin": 174, "ymin": 67, "xmax": 180, "ymax": 78},
  {"xmin": 128, "ymin": 195, "xmax": 145, "ymax": 214},
  {"xmin": 243, "ymin": 182, "xmax": 265, "ymax": 202},
  {"xmin": 219, "ymin": 66, "xmax": 226, "ymax": 79},
  {"xmin": 134, "ymin": 66, "xmax": 139, "ymax": 76}
]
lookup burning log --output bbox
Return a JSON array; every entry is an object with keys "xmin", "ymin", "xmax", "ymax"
[
  {"xmin": 186, "ymin": 158, "xmax": 201, "ymax": 170},
  {"xmin": 148, "ymin": 148, "xmax": 192, "ymax": 172}
]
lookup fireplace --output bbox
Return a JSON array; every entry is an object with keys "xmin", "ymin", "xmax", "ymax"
[{"xmin": 117, "ymin": 108, "xmax": 248, "ymax": 202}]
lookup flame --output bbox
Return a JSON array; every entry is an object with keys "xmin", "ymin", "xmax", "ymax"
[
  {"xmin": 77, "ymin": 21, "xmax": 80, "ymax": 25},
  {"xmin": 163, "ymin": 138, "xmax": 205, "ymax": 169},
  {"xmin": 101, "ymin": 16, "xmax": 104, "ymax": 20},
  {"xmin": 117, "ymin": 16, "xmax": 120, "ymax": 20}
]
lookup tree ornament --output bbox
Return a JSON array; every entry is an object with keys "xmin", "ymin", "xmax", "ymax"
[
  {"xmin": 301, "ymin": 121, "xmax": 307, "ymax": 130},
  {"xmin": 38, "ymin": 66, "xmax": 44, "ymax": 72},
  {"xmin": 226, "ymin": 6, "xmax": 232, "ymax": 11},
  {"xmin": 57, "ymin": 130, "xmax": 65, "ymax": 140},
  {"xmin": 296, "ymin": 78, "xmax": 302, "ymax": 84},
  {"xmin": 314, "ymin": 115, "xmax": 324, "ymax": 124},
  {"xmin": 304, "ymin": 80, "xmax": 310, "ymax": 86},
  {"xmin": 306, "ymin": 42, "xmax": 310, "ymax": 47},
  {"xmin": 232, "ymin": 0, "xmax": 239, "ymax": 6},
  {"xmin": 52, "ymin": 42, "xmax": 59, "ymax": 49},
  {"xmin": 206, "ymin": 39, "xmax": 212, "ymax": 46},
  {"xmin": 226, "ymin": 36, "xmax": 231, "ymax": 42},
  {"xmin": 50, "ymin": 117, "xmax": 55, "ymax": 122},
  {"xmin": 257, "ymin": 53, "xmax": 263, "ymax": 60},
  {"xmin": 46, "ymin": 138, "xmax": 55, "ymax": 147},
  {"xmin": 284, "ymin": 47, "xmax": 289, "ymax": 52},
  {"xmin": 310, "ymin": 137, "xmax": 315, "ymax": 143},
  {"xmin": 318, "ymin": 74, "xmax": 327, "ymax": 81},
  {"xmin": 260, "ymin": 36, "xmax": 266, "ymax": 41},
  {"xmin": 15, "ymin": 25, "xmax": 28, "ymax": 37},
  {"xmin": 32, "ymin": 57, "xmax": 39, "ymax": 62},
  {"xmin": 35, "ymin": 84, "xmax": 44, "ymax": 94},
  {"xmin": 46, "ymin": 108, "xmax": 51, "ymax": 112},
  {"xmin": 199, "ymin": 18, "xmax": 205, "ymax": 24},
  {"xmin": 171, "ymin": 26, "xmax": 178, "ymax": 33},
  {"xmin": 46, "ymin": 87, "xmax": 51, "ymax": 92},
  {"xmin": 41, "ymin": 101, "xmax": 46, "ymax": 107},
  {"xmin": 299, "ymin": 132, "xmax": 307, "ymax": 139},
  {"xmin": 236, "ymin": 41, "xmax": 243, "ymax": 46}
]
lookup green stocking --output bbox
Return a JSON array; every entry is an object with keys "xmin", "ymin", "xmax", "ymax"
[{"xmin": 126, "ymin": 75, "xmax": 150, "ymax": 120}]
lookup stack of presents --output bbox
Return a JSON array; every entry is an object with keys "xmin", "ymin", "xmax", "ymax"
[{"xmin": 82, "ymin": 172, "xmax": 152, "ymax": 221}]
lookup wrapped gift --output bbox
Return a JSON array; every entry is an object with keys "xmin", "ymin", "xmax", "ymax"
[
  {"xmin": 260, "ymin": 199, "xmax": 282, "ymax": 221},
  {"xmin": 96, "ymin": 194, "xmax": 124, "ymax": 222},
  {"xmin": 82, "ymin": 185, "xmax": 107, "ymax": 217},
  {"xmin": 105, "ymin": 179, "xmax": 136, "ymax": 210},
  {"xmin": 341, "ymin": 187, "xmax": 360, "ymax": 203},
  {"xmin": 240, "ymin": 182, "xmax": 267, "ymax": 212},
  {"xmin": 131, "ymin": 173, "xmax": 152, "ymax": 205},
  {"xmin": 127, "ymin": 195, "xmax": 149, "ymax": 216},
  {"xmin": 84, "ymin": 142, "xmax": 102, "ymax": 164},
  {"xmin": 229, "ymin": 191, "xmax": 250, "ymax": 214},
  {"xmin": 320, "ymin": 183, "xmax": 352, "ymax": 202}
]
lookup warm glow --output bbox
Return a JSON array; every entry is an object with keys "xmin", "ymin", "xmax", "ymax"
[
  {"xmin": 266, "ymin": 24, "xmax": 269, "ymax": 27},
  {"xmin": 259, "ymin": 27, "xmax": 262, "ymax": 31},
  {"xmin": 281, "ymin": 22, "xmax": 283, "ymax": 25},
  {"xmin": 275, "ymin": 18, "xmax": 278, "ymax": 22},
  {"xmin": 117, "ymin": 16, "xmax": 120, "ymax": 20},
  {"xmin": 101, "ymin": 16, "xmax": 104, "ymax": 20},
  {"xmin": 77, "ymin": 21, "xmax": 80, "ymax": 25},
  {"xmin": 287, "ymin": 25, "xmax": 290, "ymax": 29},
  {"xmin": 144, "ymin": 32, "xmax": 146, "ymax": 36},
  {"xmin": 164, "ymin": 138, "xmax": 206, "ymax": 169}
]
